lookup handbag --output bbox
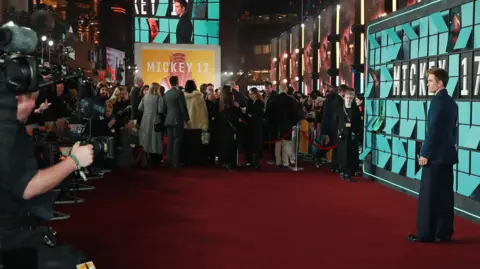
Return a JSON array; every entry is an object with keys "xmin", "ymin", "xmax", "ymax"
[{"xmin": 201, "ymin": 131, "xmax": 210, "ymax": 145}]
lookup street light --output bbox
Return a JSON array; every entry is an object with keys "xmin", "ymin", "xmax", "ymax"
[{"xmin": 41, "ymin": 36, "xmax": 47, "ymax": 41}]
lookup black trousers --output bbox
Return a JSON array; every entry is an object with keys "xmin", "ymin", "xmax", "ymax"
[
  {"xmin": 417, "ymin": 163, "xmax": 454, "ymax": 240},
  {"xmin": 181, "ymin": 129, "xmax": 202, "ymax": 165},
  {"xmin": 167, "ymin": 125, "xmax": 184, "ymax": 167}
]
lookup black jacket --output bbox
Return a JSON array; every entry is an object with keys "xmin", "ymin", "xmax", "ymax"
[{"xmin": 176, "ymin": 15, "xmax": 193, "ymax": 44}]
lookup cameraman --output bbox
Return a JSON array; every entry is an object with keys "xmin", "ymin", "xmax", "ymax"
[{"xmin": 0, "ymin": 90, "xmax": 93, "ymax": 265}]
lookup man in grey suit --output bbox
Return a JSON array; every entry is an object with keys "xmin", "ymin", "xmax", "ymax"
[{"xmin": 161, "ymin": 76, "xmax": 189, "ymax": 167}]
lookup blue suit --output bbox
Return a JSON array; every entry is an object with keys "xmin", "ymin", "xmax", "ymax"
[{"xmin": 417, "ymin": 89, "xmax": 458, "ymax": 241}]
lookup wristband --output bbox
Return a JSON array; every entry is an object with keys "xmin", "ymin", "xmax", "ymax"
[{"xmin": 69, "ymin": 154, "xmax": 81, "ymax": 169}]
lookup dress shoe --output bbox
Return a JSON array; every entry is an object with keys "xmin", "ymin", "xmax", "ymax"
[{"xmin": 406, "ymin": 234, "xmax": 434, "ymax": 243}]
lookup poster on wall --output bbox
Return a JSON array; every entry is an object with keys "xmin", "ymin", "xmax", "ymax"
[
  {"xmin": 106, "ymin": 47, "xmax": 126, "ymax": 85},
  {"xmin": 339, "ymin": 0, "xmax": 356, "ymax": 88},
  {"xmin": 318, "ymin": 6, "xmax": 333, "ymax": 92},
  {"xmin": 134, "ymin": 0, "xmax": 220, "ymax": 45},
  {"xmin": 270, "ymin": 38, "xmax": 279, "ymax": 84},
  {"xmin": 279, "ymin": 32, "xmax": 290, "ymax": 86},
  {"xmin": 303, "ymin": 17, "xmax": 315, "ymax": 94},
  {"xmin": 134, "ymin": 43, "xmax": 221, "ymax": 89},
  {"xmin": 290, "ymin": 25, "xmax": 301, "ymax": 91}
]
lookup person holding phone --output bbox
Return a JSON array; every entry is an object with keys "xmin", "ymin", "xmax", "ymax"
[{"xmin": 407, "ymin": 68, "xmax": 458, "ymax": 243}]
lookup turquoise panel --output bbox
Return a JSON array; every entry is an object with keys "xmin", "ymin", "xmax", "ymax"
[
  {"xmin": 194, "ymin": 20, "xmax": 208, "ymax": 35},
  {"xmin": 461, "ymin": 2, "xmax": 474, "ymax": 26},
  {"xmin": 471, "ymin": 151, "xmax": 480, "ymax": 176},
  {"xmin": 392, "ymin": 137, "xmax": 407, "ymax": 157},
  {"xmin": 391, "ymin": 156, "xmax": 407, "ymax": 174},
  {"xmin": 454, "ymin": 26, "xmax": 473, "ymax": 50},
  {"xmin": 377, "ymin": 152, "xmax": 391, "ymax": 169},
  {"xmin": 381, "ymin": 65, "xmax": 393, "ymax": 81},
  {"xmin": 383, "ymin": 117, "xmax": 399, "ymax": 134},
  {"xmin": 381, "ymin": 30, "xmax": 388, "ymax": 46},
  {"xmin": 399, "ymin": 119, "xmax": 416, "ymax": 138},
  {"xmin": 169, "ymin": 19, "xmax": 178, "ymax": 32},
  {"xmin": 458, "ymin": 102, "xmax": 471, "ymax": 125},
  {"xmin": 386, "ymin": 44, "xmax": 402, "ymax": 61},
  {"xmin": 208, "ymin": 3, "xmax": 220, "ymax": 19},
  {"xmin": 359, "ymin": 148, "xmax": 372, "ymax": 161},
  {"xmin": 411, "ymin": 39, "xmax": 419, "ymax": 59},
  {"xmin": 473, "ymin": 102, "xmax": 480, "ymax": 125},
  {"xmin": 366, "ymin": 100, "xmax": 373, "ymax": 115},
  {"xmin": 386, "ymin": 100, "xmax": 400, "ymax": 117},
  {"xmin": 366, "ymin": 131, "xmax": 373, "ymax": 148},
  {"xmin": 380, "ymin": 82, "xmax": 393, "ymax": 98},
  {"xmin": 429, "ymin": 12, "xmax": 448, "ymax": 34},
  {"xmin": 458, "ymin": 149, "xmax": 470, "ymax": 173},
  {"xmin": 476, "ymin": 0, "xmax": 480, "ymax": 24},
  {"xmin": 457, "ymin": 173, "xmax": 480, "ymax": 197},
  {"xmin": 159, "ymin": 19, "xmax": 169, "ymax": 32},
  {"xmin": 367, "ymin": 117, "xmax": 379, "ymax": 131},
  {"xmin": 409, "ymin": 101, "xmax": 426, "ymax": 120},
  {"xmin": 419, "ymin": 17, "xmax": 429, "ymax": 37},
  {"xmin": 194, "ymin": 36, "xmax": 208, "ymax": 45},
  {"xmin": 140, "ymin": 18, "xmax": 148, "ymax": 30},
  {"xmin": 474, "ymin": 25, "xmax": 480, "ymax": 49},
  {"xmin": 135, "ymin": 17, "xmax": 140, "ymax": 29},
  {"xmin": 386, "ymin": 28, "xmax": 402, "ymax": 43},
  {"xmin": 376, "ymin": 134, "xmax": 391, "ymax": 152},
  {"xmin": 365, "ymin": 82, "xmax": 373, "ymax": 98},
  {"xmin": 368, "ymin": 34, "xmax": 380, "ymax": 48},
  {"xmin": 156, "ymin": 3, "xmax": 169, "ymax": 16},
  {"xmin": 401, "ymin": 101, "xmax": 409, "ymax": 118},
  {"xmin": 402, "ymin": 23, "xmax": 418, "ymax": 40},
  {"xmin": 407, "ymin": 159, "xmax": 416, "ymax": 178},
  {"xmin": 415, "ymin": 168, "xmax": 423, "ymax": 180},
  {"xmin": 140, "ymin": 30, "xmax": 149, "ymax": 42},
  {"xmin": 419, "ymin": 37, "xmax": 428, "ymax": 57},
  {"xmin": 449, "ymin": 54, "xmax": 460, "ymax": 76},
  {"xmin": 134, "ymin": 29, "xmax": 140, "ymax": 42},
  {"xmin": 439, "ymin": 33, "xmax": 449, "ymax": 54},
  {"xmin": 416, "ymin": 120, "xmax": 426, "ymax": 140},
  {"xmin": 458, "ymin": 124, "xmax": 480, "ymax": 149},
  {"xmin": 375, "ymin": 48, "xmax": 381, "ymax": 64},
  {"xmin": 369, "ymin": 50, "xmax": 375, "ymax": 65},
  {"xmin": 206, "ymin": 21, "xmax": 220, "ymax": 37},
  {"xmin": 408, "ymin": 139, "xmax": 416, "ymax": 159},
  {"xmin": 208, "ymin": 37, "xmax": 219, "ymax": 45},
  {"xmin": 170, "ymin": 34, "xmax": 176, "ymax": 44},
  {"xmin": 153, "ymin": 32, "xmax": 168, "ymax": 43},
  {"xmin": 429, "ymin": 35, "xmax": 438, "ymax": 56},
  {"xmin": 446, "ymin": 77, "xmax": 459, "ymax": 96},
  {"xmin": 381, "ymin": 46, "xmax": 389, "ymax": 64}
]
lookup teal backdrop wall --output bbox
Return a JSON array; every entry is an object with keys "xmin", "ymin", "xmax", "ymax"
[{"xmin": 363, "ymin": 0, "xmax": 480, "ymax": 220}]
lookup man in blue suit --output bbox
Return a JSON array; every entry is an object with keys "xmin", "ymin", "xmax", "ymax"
[{"xmin": 408, "ymin": 68, "xmax": 458, "ymax": 243}]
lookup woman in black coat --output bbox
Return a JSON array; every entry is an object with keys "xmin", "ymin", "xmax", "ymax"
[
  {"xmin": 336, "ymin": 90, "xmax": 362, "ymax": 182},
  {"xmin": 244, "ymin": 88, "xmax": 264, "ymax": 168},
  {"xmin": 217, "ymin": 85, "xmax": 241, "ymax": 170}
]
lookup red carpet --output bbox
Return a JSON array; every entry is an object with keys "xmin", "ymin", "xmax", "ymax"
[{"xmin": 51, "ymin": 165, "xmax": 480, "ymax": 268}]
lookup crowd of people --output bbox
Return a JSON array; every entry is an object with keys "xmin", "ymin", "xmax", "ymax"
[{"xmin": 24, "ymin": 75, "xmax": 366, "ymax": 180}]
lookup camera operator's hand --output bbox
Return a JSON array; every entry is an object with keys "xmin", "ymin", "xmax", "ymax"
[{"xmin": 71, "ymin": 142, "xmax": 94, "ymax": 167}]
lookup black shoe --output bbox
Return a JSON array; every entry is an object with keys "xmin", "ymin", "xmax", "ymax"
[
  {"xmin": 339, "ymin": 172, "xmax": 345, "ymax": 180},
  {"xmin": 407, "ymin": 234, "xmax": 435, "ymax": 243}
]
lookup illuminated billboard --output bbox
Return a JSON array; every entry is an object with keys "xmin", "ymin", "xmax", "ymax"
[
  {"xmin": 364, "ymin": 0, "xmax": 480, "ymax": 215},
  {"xmin": 134, "ymin": 43, "xmax": 221, "ymax": 88},
  {"xmin": 133, "ymin": 0, "xmax": 220, "ymax": 45}
]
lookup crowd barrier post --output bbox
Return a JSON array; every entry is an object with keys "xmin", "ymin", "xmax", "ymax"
[{"xmin": 290, "ymin": 123, "xmax": 303, "ymax": 172}]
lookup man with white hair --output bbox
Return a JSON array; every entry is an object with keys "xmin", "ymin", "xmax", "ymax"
[{"xmin": 130, "ymin": 76, "xmax": 144, "ymax": 124}]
